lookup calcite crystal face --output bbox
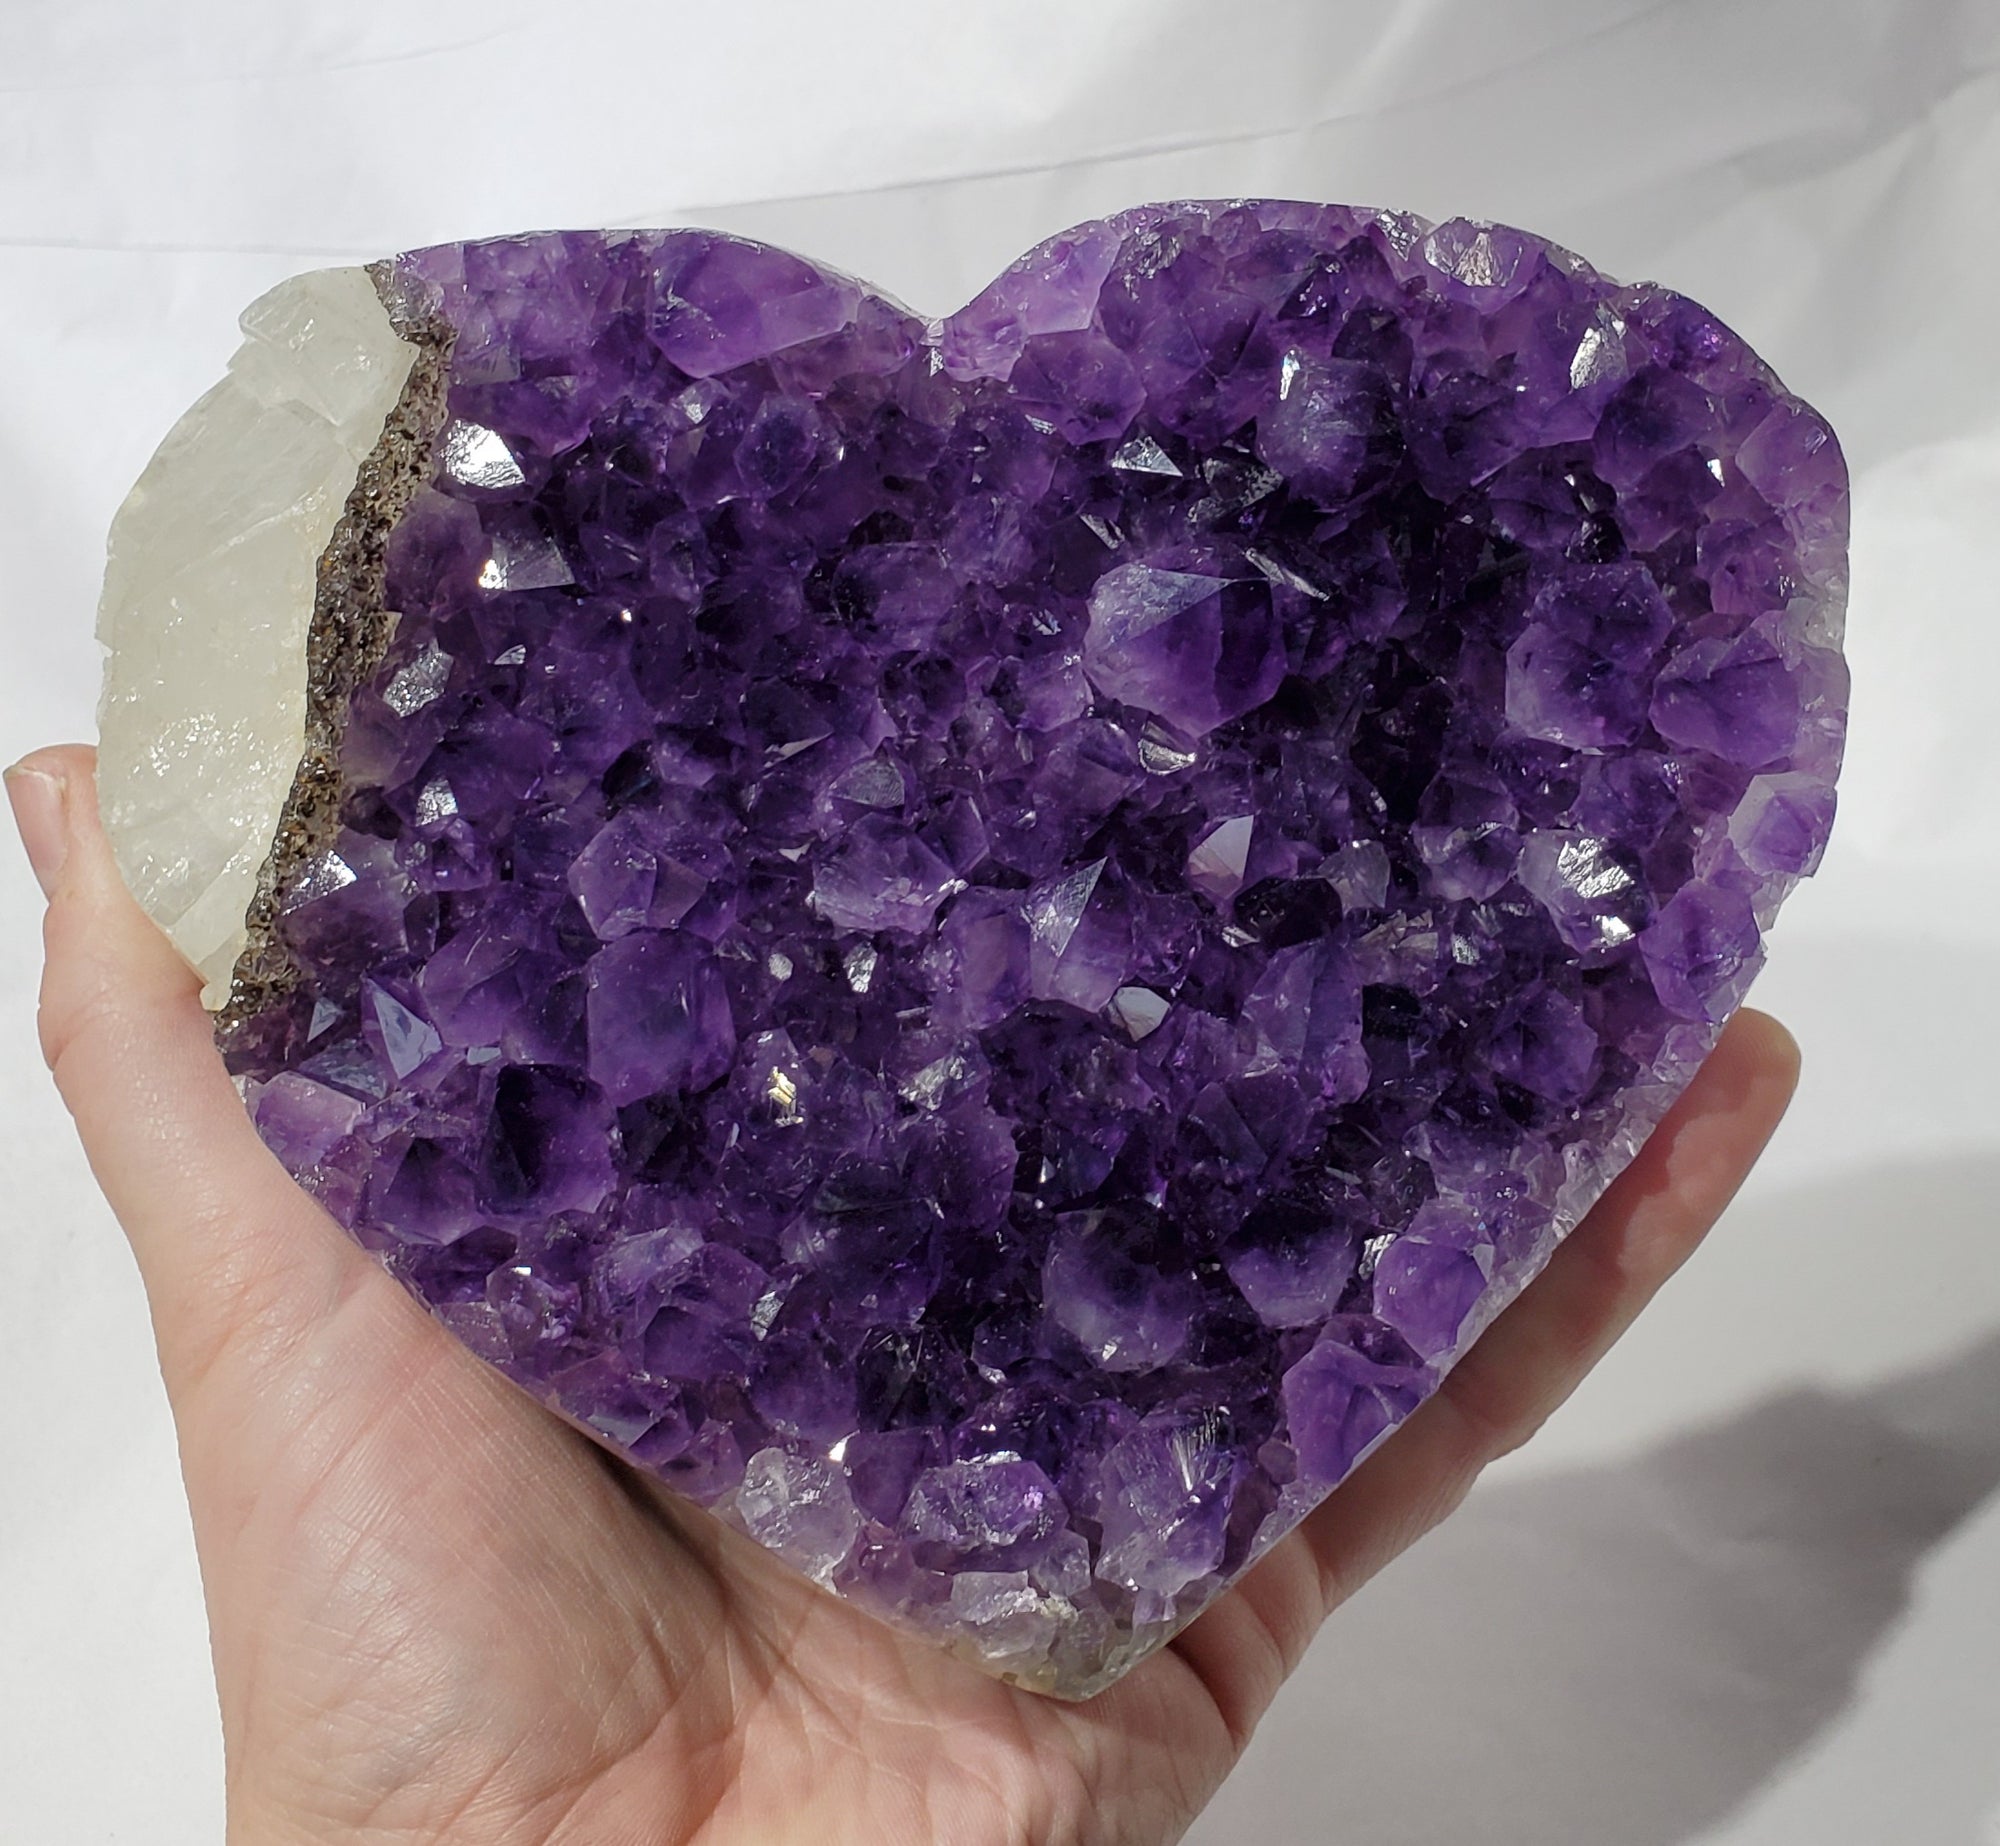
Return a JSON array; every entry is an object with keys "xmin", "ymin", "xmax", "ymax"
[{"xmin": 97, "ymin": 203, "xmax": 1848, "ymax": 1696}]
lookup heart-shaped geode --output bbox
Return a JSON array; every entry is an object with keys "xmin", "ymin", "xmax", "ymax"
[{"xmin": 96, "ymin": 201, "xmax": 1848, "ymax": 1696}]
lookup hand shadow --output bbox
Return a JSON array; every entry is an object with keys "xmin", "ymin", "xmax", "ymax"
[{"xmin": 1190, "ymin": 1154, "xmax": 2000, "ymax": 1846}]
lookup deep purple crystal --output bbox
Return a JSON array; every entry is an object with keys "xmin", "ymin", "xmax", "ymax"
[{"xmin": 227, "ymin": 203, "xmax": 1847, "ymax": 1694}]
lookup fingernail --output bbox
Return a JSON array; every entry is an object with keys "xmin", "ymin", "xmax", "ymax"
[{"xmin": 4, "ymin": 762, "xmax": 68, "ymax": 898}]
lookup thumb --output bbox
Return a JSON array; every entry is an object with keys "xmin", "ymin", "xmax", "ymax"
[{"xmin": 8, "ymin": 743, "xmax": 375, "ymax": 1397}]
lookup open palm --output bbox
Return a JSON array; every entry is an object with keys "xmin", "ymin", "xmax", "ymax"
[{"xmin": 12, "ymin": 744, "xmax": 1800, "ymax": 1846}]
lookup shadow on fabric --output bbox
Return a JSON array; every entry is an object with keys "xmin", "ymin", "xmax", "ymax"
[{"xmin": 1189, "ymin": 1154, "xmax": 2000, "ymax": 1846}]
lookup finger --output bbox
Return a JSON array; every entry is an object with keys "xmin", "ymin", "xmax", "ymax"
[
  {"xmin": 12, "ymin": 744, "xmax": 376, "ymax": 1396},
  {"xmin": 1307, "ymin": 1006, "xmax": 1800, "ymax": 1601},
  {"xmin": 1173, "ymin": 1009, "xmax": 1799, "ymax": 1726}
]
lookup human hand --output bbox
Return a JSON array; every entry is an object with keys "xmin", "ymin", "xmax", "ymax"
[{"xmin": 8, "ymin": 743, "xmax": 1800, "ymax": 1846}]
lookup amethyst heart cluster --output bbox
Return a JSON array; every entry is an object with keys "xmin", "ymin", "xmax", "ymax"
[{"xmin": 102, "ymin": 200, "xmax": 1847, "ymax": 1694}]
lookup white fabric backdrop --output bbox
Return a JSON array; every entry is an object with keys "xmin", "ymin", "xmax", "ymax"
[{"xmin": 2, "ymin": 3, "xmax": 1996, "ymax": 1839}]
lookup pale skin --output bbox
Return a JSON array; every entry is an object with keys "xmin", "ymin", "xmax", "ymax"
[{"xmin": 7, "ymin": 743, "xmax": 1802, "ymax": 1846}]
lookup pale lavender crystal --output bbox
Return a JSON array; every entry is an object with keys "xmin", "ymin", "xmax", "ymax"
[{"xmin": 222, "ymin": 202, "xmax": 1848, "ymax": 1696}]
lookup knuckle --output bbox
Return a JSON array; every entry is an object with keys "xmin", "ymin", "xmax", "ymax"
[{"xmin": 38, "ymin": 971, "xmax": 124, "ymax": 1086}]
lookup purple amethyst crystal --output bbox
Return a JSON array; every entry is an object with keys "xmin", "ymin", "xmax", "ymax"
[{"xmin": 221, "ymin": 203, "xmax": 1847, "ymax": 1695}]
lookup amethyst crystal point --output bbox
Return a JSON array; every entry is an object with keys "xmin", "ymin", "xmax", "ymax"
[{"xmin": 101, "ymin": 202, "xmax": 1848, "ymax": 1697}]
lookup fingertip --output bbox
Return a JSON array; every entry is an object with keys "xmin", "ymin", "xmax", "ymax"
[
  {"xmin": 7, "ymin": 741, "xmax": 97, "ymax": 781},
  {"xmin": 6, "ymin": 751, "xmax": 72, "ymax": 898},
  {"xmin": 1653, "ymin": 1008, "xmax": 1801, "ymax": 1208},
  {"xmin": 1737, "ymin": 1004, "xmax": 1801, "ymax": 1071},
  {"xmin": 28, "ymin": 742, "xmax": 236, "ymax": 1145},
  {"xmin": 24, "ymin": 743, "xmax": 238, "ymax": 1215},
  {"xmin": 1714, "ymin": 1006, "xmax": 1802, "ymax": 1110},
  {"xmin": 7, "ymin": 743, "xmax": 100, "ymax": 870},
  {"xmin": 31, "ymin": 746, "xmax": 209, "ymax": 1070}
]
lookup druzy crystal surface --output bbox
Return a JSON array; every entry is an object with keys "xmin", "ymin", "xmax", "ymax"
[{"xmin": 141, "ymin": 203, "xmax": 1846, "ymax": 1694}]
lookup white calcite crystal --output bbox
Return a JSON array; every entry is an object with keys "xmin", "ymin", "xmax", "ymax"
[{"xmin": 95, "ymin": 266, "xmax": 414, "ymax": 1003}]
